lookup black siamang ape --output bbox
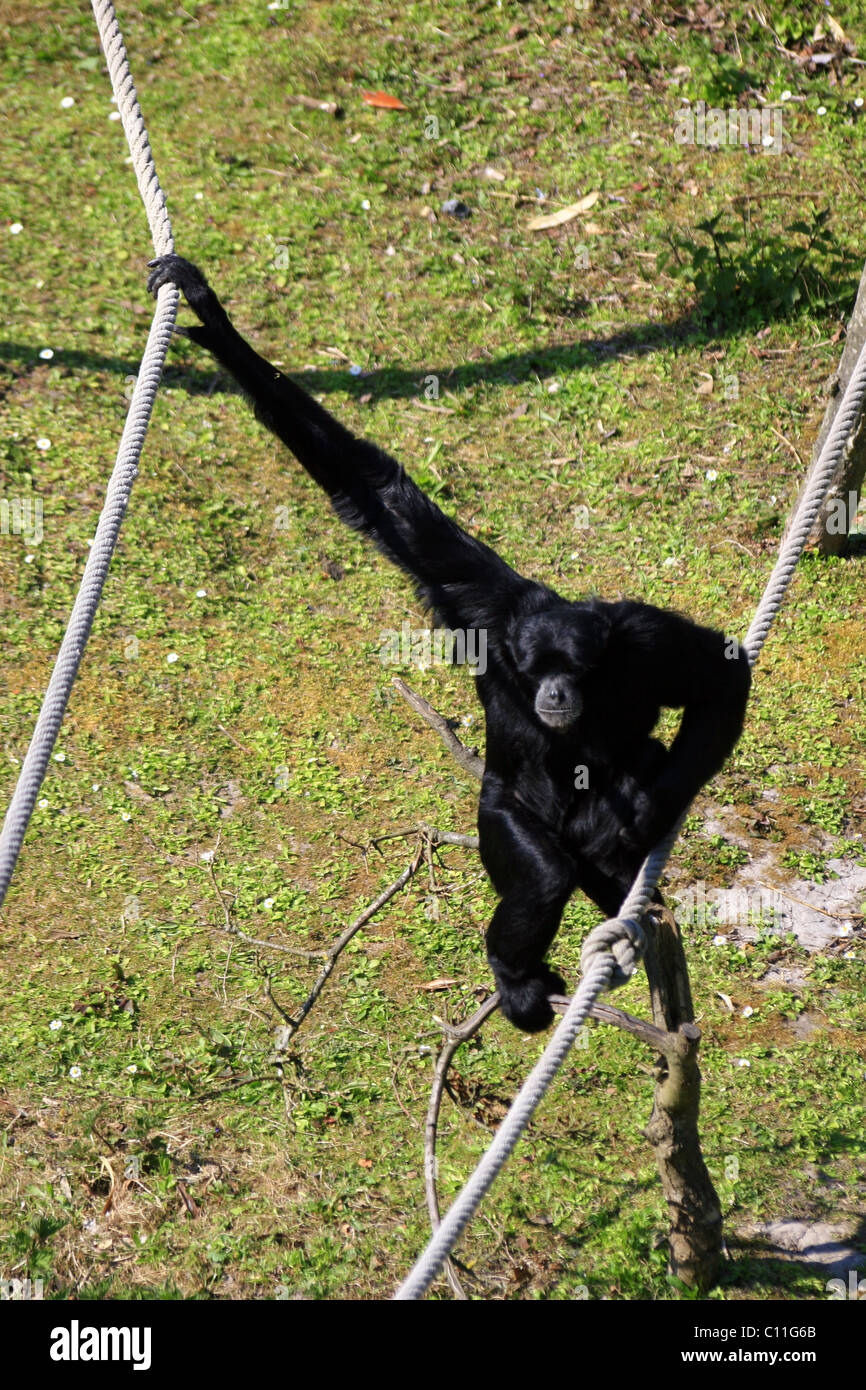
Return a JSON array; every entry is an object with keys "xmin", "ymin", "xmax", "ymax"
[{"xmin": 147, "ymin": 255, "xmax": 751, "ymax": 1032}]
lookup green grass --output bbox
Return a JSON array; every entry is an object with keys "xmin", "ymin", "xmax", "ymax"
[{"xmin": 0, "ymin": 0, "xmax": 864, "ymax": 1301}]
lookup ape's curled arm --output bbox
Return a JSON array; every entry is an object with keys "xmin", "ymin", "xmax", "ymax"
[{"xmin": 609, "ymin": 603, "xmax": 751, "ymax": 851}]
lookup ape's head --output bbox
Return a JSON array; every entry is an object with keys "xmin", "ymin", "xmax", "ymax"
[{"xmin": 507, "ymin": 603, "xmax": 610, "ymax": 731}]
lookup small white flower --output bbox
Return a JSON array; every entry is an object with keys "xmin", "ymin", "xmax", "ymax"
[
  {"xmin": 349, "ymin": 364, "xmax": 363, "ymax": 376},
  {"xmin": 9, "ymin": 222, "xmax": 23, "ymax": 234},
  {"xmin": 705, "ymin": 468, "xmax": 718, "ymax": 482},
  {"xmin": 741, "ymin": 1005, "xmax": 754, "ymax": 1018},
  {"xmin": 781, "ymin": 90, "xmax": 792, "ymax": 102},
  {"xmin": 762, "ymin": 134, "xmax": 775, "ymax": 148},
  {"xmin": 385, "ymin": 245, "xmax": 396, "ymax": 256},
  {"xmin": 60, "ymin": 96, "xmax": 75, "ymax": 108},
  {"xmin": 195, "ymin": 588, "xmax": 207, "ymax": 598},
  {"xmin": 39, "ymin": 348, "xmax": 54, "ymax": 360},
  {"xmin": 92, "ymin": 783, "xmax": 100, "ymax": 792},
  {"xmin": 736, "ymin": 1058, "xmax": 751, "ymax": 1068},
  {"xmin": 69, "ymin": 1066, "xmax": 82, "ymax": 1079},
  {"xmin": 263, "ymin": 897, "xmax": 275, "ymax": 910},
  {"xmin": 817, "ymin": 106, "xmax": 827, "ymax": 116},
  {"xmin": 127, "ymin": 1064, "xmax": 137, "ymax": 1074},
  {"xmin": 194, "ymin": 191, "xmax": 203, "ymax": 200},
  {"xmin": 200, "ymin": 850, "xmax": 214, "ymax": 863},
  {"xmin": 663, "ymin": 556, "xmax": 677, "ymax": 568},
  {"xmin": 166, "ymin": 652, "xmax": 179, "ymax": 664},
  {"xmin": 49, "ymin": 1019, "xmax": 63, "ymax": 1031},
  {"xmin": 855, "ymin": 98, "xmax": 864, "ymax": 108},
  {"xmin": 843, "ymin": 950, "xmax": 855, "ymax": 959},
  {"xmin": 36, "ymin": 437, "xmax": 51, "ymax": 450},
  {"xmin": 121, "ymin": 811, "xmax": 131, "ymax": 822},
  {"xmin": 547, "ymin": 382, "xmax": 560, "ymax": 394},
  {"xmin": 38, "ymin": 798, "xmax": 48, "ymax": 809},
  {"xmin": 25, "ymin": 554, "xmax": 34, "ymax": 564},
  {"xmin": 361, "ymin": 199, "xmax": 371, "ymax": 210},
  {"xmin": 712, "ymin": 934, "xmax": 727, "ymax": 946},
  {"xmin": 839, "ymin": 921, "xmax": 853, "ymax": 937},
  {"xmin": 53, "ymin": 752, "xmax": 66, "ymax": 762}
]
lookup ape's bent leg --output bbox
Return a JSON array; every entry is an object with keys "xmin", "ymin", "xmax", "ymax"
[{"xmin": 478, "ymin": 787, "xmax": 577, "ymax": 1032}]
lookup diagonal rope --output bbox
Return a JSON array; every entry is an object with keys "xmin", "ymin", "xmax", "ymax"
[
  {"xmin": 395, "ymin": 331, "xmax": 866, "ymax": 1300},
  {"xmin": 618, "ymin": 322, "xmax": 866, "ymax": 927},
  {"xmin": 0, "ymin": 0, "xmax": 178, "ymax": 912},
  {"xmin": 394, "ymin": 955, "xmax": 616, "ymax": 1301}
]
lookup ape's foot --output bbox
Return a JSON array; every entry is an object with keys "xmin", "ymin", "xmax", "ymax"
[
  {"xmin": 146, "ymin": 254, "xmax": 214, "ymax": 318},
  {"xmin": 489, "ymin": 957, "xmax": 567, "ymax": 1033}
]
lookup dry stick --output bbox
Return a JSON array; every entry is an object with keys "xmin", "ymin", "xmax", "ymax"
[
  {"xmin": 207, "ymin": 851, "xmax": 324, "ymax": 960},
  {"xmin": 210, "ymin": 824, "xmax": 477, "ymax": 1050},
  {"xmin": 421, "ymin": 825, "xmax": 480, "ymax": 849},
  {"xmin": 393, "ymin": 678, "xmax": 485, "ymax": 781},
  {"xmin": 278, "ymin": 845, "xmax": 425, "ymax": 1045},
  {"xmin": 551, "ymin": 995, "xmax": 682, "ymax": 1055},
  {"xmin": 424, "ymin": 995, "xmax": 500, "ymax": 1301},
  {"xmin": 370, "ymin": 824, "xmax": 480, "ymax": 853}
]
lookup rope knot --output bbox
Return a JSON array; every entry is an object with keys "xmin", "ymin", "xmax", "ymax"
[{"xmin": 580, "ymin": 915, "xmax": 646, "ymax": 989}]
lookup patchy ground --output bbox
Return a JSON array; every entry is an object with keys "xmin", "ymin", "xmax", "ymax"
[{"xmin": 0, "ymin": 1, "xmax": 864, "ymax": 1300}]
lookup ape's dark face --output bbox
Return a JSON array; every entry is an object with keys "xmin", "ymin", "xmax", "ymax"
[{"xmin": 507, "ymin": 605, "xmax": 609, "ymax": 731}]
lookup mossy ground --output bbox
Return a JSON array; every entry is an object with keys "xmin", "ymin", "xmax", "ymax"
[{"xmin": 0, "ymin": 0, "xmax": 863, "ymax": 1300}]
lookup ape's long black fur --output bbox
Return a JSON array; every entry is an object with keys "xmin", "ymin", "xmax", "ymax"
[{"xmin": 148, "ymin": 255, "xmax": 751, "ymax": 1031}]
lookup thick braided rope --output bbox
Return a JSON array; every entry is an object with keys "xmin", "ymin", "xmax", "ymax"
[
  {"xmin": 617, "ymin": 333, "xmax": 866, "ymax": 924},
  {"xmin": 396, "ymin": 339, "xmax": 866, "ymax": 1299},
  {"xmin": 743, "ymin": 338, "xmax": 866, "ymax": 664},
  {"xmin": 0, "ymin": 1, "xmax": 178, "ymax": 911}
]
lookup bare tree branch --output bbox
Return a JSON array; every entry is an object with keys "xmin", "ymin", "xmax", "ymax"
[
  {"xmin": 277, "ymin": 845, "xmax": 425, "ymax": 1045},
  {"xmin": 392, "ymin": 677, "xmax": 485, "ymax": 781},
  {"xmin": 424, "ymin": 995, "xmax": 500, "ymax": 1299}
]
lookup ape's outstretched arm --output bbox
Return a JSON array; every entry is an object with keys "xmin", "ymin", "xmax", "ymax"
[{"xmin": 147, "ymin": 255, "xmax": 533, "ymax": 632}]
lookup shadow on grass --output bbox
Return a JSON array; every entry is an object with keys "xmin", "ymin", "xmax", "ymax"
[
  {"xmin": 1, "ymin": 315, "xmax": 707, "ymax": 406},
  {"xmin": 0, "ymin": 306, "xmax": 811, "ymax": 410},
  {"xmin": 3, "ymin": 218, "xmax": 858, "ymax": 403},
  {"xmin": 721, "ymin": 1210, "xmax": 866, "ymax": 1299}
]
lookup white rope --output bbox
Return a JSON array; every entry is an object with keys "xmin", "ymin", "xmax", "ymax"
[
  {"xmin": 395, "ymin": 332, "xmax": 866, "ymax": 1300},
  {"xmin": 0, "ymin": 1, "xmax": 178, "ymax": 911},
  {"xmin": 394, "ymin": 955, "xmax": 615, "ymax": 1300}
]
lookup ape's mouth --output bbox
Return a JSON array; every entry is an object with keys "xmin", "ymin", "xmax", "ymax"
[{"xmin": 536, "ymin": 707, "xmax": 579, "ymax": 729}]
